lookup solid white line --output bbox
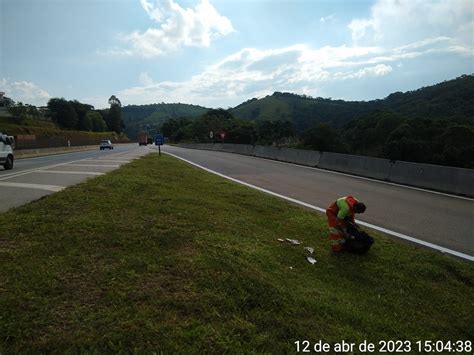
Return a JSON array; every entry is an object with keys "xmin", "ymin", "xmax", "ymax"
[
  {"xmin": 37, "ymin": 170, "xmax": 104, "ymax": 176},
  {"xmin": 164, "ymin": 151, "xmax": 474, "ymax": 262},
  {"xmin": 67, "ymin": 164, "xmax": 120, "ymax": 168},
  {"xmin": 0, "ymin": 181, "xmax": 64, "ymax": 192}
]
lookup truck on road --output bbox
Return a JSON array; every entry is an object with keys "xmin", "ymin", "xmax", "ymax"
[
  {"xmin": 138, "ymin": 133, "xmax": 148, "ymax": 146},
  {"xmin": 0, "ymin": 132, "xmax": 14, "ymax": 169}
]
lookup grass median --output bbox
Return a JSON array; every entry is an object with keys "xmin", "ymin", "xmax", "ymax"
[{"xmin": 0, "ymin": 153, "xmax": 472, "ymax": 353}]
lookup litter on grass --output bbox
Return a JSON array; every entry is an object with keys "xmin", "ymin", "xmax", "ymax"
[
  {"xmin": 277, "ymin": 238, "xmax": 285, "ymax": 242},
  {"xmin": 304, "ymin": 247, "xmax": 314, "ymax": 254},
  {"xmin": 306, "ymin": 256, "xmax": 317, "ymax": 264},
  {"xmin": 286, "ymin": 238, "xmax": 301, "ymax": 245}
]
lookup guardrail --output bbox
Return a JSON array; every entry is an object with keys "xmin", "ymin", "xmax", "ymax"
[{"xmin": 177, "ymin": 143, "xmax": 474, "ymax": 197}]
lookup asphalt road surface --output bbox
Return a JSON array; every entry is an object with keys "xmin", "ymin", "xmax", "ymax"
[
  {"xmin": 161, "ymin": 145, "xmax": 474, "ymax": 258},
  {"xmin": 0, "ymin": 144, "xmax": 149, "ymax": 212}
]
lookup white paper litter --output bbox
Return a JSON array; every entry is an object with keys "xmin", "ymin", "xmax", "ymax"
[
  {"xmin": 306, "ymin": 256, "xmax": 317, "ymax": 264},
  {"xmin": 304, "ymin": 247, "xmax": 314, "ymax": 254},
  {"xmin": 285, "ymin": 238, "xmax": 301, "ymax": 245}
]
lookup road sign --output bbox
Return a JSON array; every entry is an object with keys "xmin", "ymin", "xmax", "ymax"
[
  {"xmin": 209, "ymin": 131, "xmax": 214, "ymax": 139},
  {"xmin": 155, "ymin": 133, "xmax": 164, "ymax": 146}
]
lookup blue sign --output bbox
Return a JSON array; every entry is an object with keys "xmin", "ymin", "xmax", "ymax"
[{"xmin": 155, "ymin": 133, "xmax": 164, "ymax": 146}]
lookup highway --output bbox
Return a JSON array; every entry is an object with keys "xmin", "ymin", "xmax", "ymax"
[
  {"xmin": 161, "ymin": 145, "xmax": 474, "ymax": 258},
  {"xmin": 0, "ymin": 144, "xmax": 149, "ymax": 211}
]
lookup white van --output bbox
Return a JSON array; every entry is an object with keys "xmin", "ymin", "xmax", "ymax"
[{"xmin": 0, "ymin": 132, "xmax": 14, "ymax": 170}]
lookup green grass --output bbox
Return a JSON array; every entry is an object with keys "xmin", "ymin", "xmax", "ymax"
[{"xmin": 0, "ymin": 154, "xmax": 472, "ymax": 353}]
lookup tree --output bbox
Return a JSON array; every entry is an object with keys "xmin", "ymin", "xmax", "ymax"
[
  {"xmin": 81, "ymin": 113, "xmax": 93, "ymax": 131},
  {"xmin": 26, "ymin": 104, "xmax": 40, "ymax": 119},
  {"xmin": 87, "ymin": 111, "xmax": 107, "ymax": 132},
  {"xmin": 8, "ymin": 103, "xmax": 28, "ymax": 124},
  {"xmin": 161, "ymin": 117, "xmax": 192, "ymax": 142},
  {"xmin": 383, "ymin": 123, "xmax": 424, "ymax": 162},
  {"xmin": 107, "ymin": 95, "xmax": 124, "ymax": 133},
  {"xmin": 189, "ymin": 109, "xmax": 235, "ymax": 142},
  {"xmin": 226, "ymin": 121, "xmax": 256, "ymax": 144},
  {"xmin": 70, "ymin": 100, "xmax": 94, "ymax": 131},
  {"xmin": 47, "ymin": 98, "xmax": 78, "ymax": 129},
  {"xmin": 439, "ymin": 125, "xmax": 474, "ymax": 167},
  {"xmin": 301, "ymin": 123, "xmax": 346, "ymax": 152},
  {"xmin": 108, "ymin": 95, "xmax": 122, "ymax": 107},
  {"xmin": 256, "ymin": 120, "xmax": 294, "ymax": 146}
]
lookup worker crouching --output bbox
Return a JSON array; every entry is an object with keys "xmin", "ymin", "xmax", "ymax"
[{"xmin": 326, "ymin": 196, "xmax": 367, "ymax": 252}]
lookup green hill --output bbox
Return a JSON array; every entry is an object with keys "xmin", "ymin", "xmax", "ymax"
[
  {"xmin": 122, "ymin": 103, "xmax": 209, "ymax": 139},
  {"xmin": 230, "ymin": 74, "xmax": 474, "ymax": 131}
]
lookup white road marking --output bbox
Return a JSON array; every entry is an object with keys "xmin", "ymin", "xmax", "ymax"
[
  {"xmin": 165, "ymin": 151, "xmax": 474, "ymax": 262},
  {"xmin": 82, "ymin": 159, "xmax": 130, "ymax": 163},
  {"xmin": 37, "ymin": 170, "xmax": 104, "ymax": 176},
  {"xmin": 0, "ymin": 158, "xmax": 88, "ymax": 181},
  {"xmin": 0, "ymin": 181, "xmax": 64, "ymax": 192},
  {"xmin": 67, "ymin": 164, "xmax": 121, "ymax": 168}
]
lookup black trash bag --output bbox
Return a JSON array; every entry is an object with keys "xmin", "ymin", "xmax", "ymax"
[{"xmin": 345, "ymin": 223, "xmax": 374, "ymax": 254}]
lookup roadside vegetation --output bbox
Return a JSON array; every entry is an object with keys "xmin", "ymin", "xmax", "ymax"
[
  {"xmin": 4, "ymin": 95, "xmax": 125, "ymax": 134},
  {"xmin": 1, "ymin": 95, "xmax": 128, "ymax": 147},
  {"xmin": 0, "ymin": 153, "xmax": 472, "ymax": 352}
]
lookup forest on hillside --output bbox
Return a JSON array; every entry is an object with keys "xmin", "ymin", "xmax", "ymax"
[{"xmin": 230, "ymin": 74, "xmax": 474, "ymax": 131}]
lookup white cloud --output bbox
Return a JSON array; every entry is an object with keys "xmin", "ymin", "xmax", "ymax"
[
  {"xmin": 114, "ymin": 38, "xmax": 458, "ymax": 107},
  {"xmin": 117, "ymin": 0, "xmax": 234, "ymax": 57},
  {"xmin": 348, "ymin": 0, "xmax": 473, "ymax": 47},
  {"xmin": 96, "ymin": 0, "xmax": 473, "ymax": 108},
  {"xmin": 139, "ymin": 72, "xmax": 155, "ymax": 86},
  {"xmin": 336, "ymin": 64, "xmax": 393, "ymax": 80},
  {"xmin": 0, "ymin": 79, "xmax": 51, "ymax": 106},
  {"xmin": 320, "ymin": 14, "xmax": 335, "ymax": 24}
]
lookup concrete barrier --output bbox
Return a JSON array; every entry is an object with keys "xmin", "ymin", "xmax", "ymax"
[
  {"xmin": 234, "ymin": 144, "xmax": 255, "ymax": 156},
  {"xmin": 15, "ymin": 145, "xmax": 99, "ymax": 159},
  {"xmin": 319, "ymin": 152, "xmax": 392, "ymax": 180},
  {"xmin": 254, "ymin": 145, "xmax": 280, "ymax": 160},
  {"xmin": 220, "ymin": 143, "xmax": 236, "ymax": 153},
  {"xmin": 276, "ymin": 147, "xmax": 320, "ymax": 167},
  {"xmin": 198, "ymin": 143, "xmax": 213, "ymax": 150},
  {"xmin": 176, "ymin": 143, "xmax": 474, "ymax": 196},
  {"xmin": 180, "ymin": 143, "xmax": 212, "ymax": 150},
  {"xmin": 389, "ymin": 161, "xmax": 474, "ymax": 196}
]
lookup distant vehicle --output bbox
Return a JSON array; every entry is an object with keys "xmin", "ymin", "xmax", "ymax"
[
  {"xmin": 0, "ymin": 132, "xmax": 14, "ymax": 169},
  {"xmin": 100, "ymin": 139, "xmax": 114, "ymax": 150},
  {"xmin": 138, "ymin": 133, "xmax": 148, "ymax": 146}
]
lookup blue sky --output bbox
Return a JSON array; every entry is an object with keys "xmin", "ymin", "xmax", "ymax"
[{"xmin": 1, "ymin": 0, "xmax": 473, "ymax": 109}]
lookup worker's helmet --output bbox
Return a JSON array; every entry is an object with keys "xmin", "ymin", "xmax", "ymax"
[{"xmin": 354, "ymin": 202, "xmax": 366, "ymax": 213}]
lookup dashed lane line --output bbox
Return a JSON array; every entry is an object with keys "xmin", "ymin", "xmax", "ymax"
[
  {"xmin": 82, "ymin": 159, "xmax": 131, "ymax": 163},
  {"xmin": 36, "ymin": 170, "xmax": 104, "ymax": 176},
  {"xmin": 0, "ymin": 159, "xmax": 88, "ymax": 181},
  {"xmin": 67, "ymin": 164, "xmax": 121, "ymax": 168},
  {"xmin": 0, "ymin": 181, "xmax": 64, "ymax": 192}
]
